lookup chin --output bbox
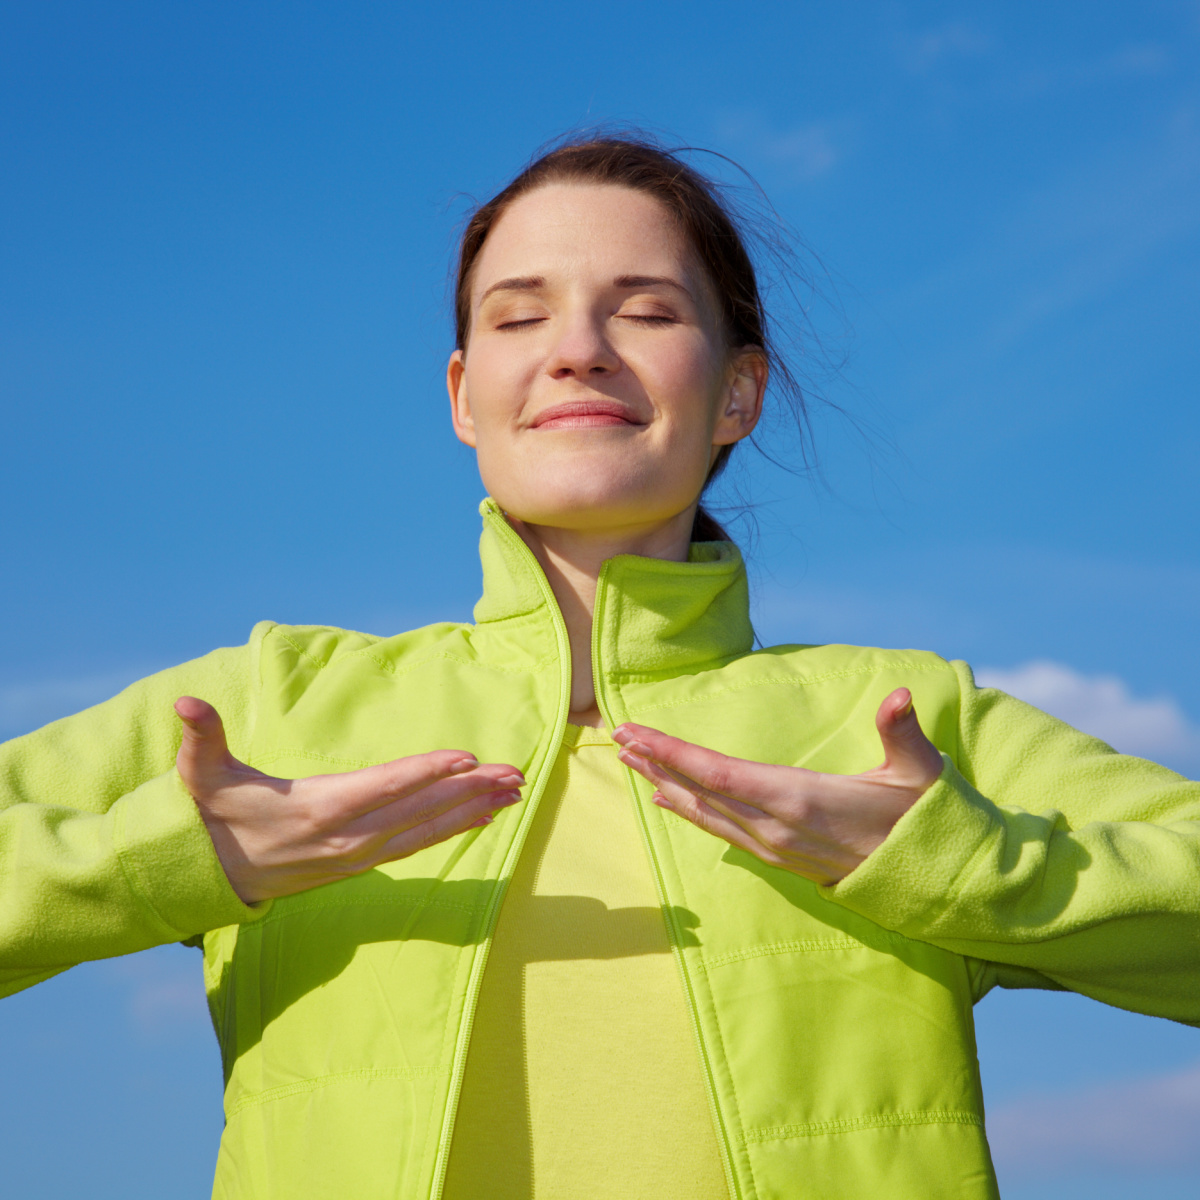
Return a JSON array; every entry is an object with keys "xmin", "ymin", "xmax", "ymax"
[
  {"xmin": 482, "ymin": 454, "xmax": 705, "ymax": 532},
  {"xmin": 495, "ymin": 485, "xmax": 688, "ymax": 532}
]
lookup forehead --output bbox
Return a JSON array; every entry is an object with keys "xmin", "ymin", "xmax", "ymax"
[{"xmin": 471, "ymin": 183, "xmax": 692, "ymax": 296}]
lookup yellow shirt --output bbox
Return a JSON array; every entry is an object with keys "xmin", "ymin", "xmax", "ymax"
[{"xmin": 443, "ymin": 724, "xmax": 729, "ymax": 1199}]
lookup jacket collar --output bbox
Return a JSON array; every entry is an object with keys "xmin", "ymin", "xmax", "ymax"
[{"xmin": 472, "ymin": 498, "xmax": 754, "ymax": 677}]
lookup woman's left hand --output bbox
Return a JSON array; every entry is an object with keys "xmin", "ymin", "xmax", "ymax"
[{"xmin": 612, "ymin": 688, "xmax": 945, "ymax": 885}]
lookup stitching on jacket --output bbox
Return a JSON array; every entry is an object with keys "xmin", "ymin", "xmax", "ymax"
[
  {"xmin": 647, "ymin": 807, "xmax": 757, "ymax": 1196},
  {"xmin": 608, "ymin": 663, "xmax": 756, "ymax": 1195},
  {"xmin": 354, "ymin": 648, "xmax": 557, "ymax": 679},
  {"xmin": 271, "ymin": 625, "xmax": 553, "ymax": 679},
  {"xmin": 433, "ymin": 650, "xmax": 557, "ymax": 675},
  {"xmin": 252, "ymin": 748, "xmax": 373, "ymax": 771},
  {"xmin": 473, "ymin": 603, "xmax": 545, "ymax": 625},
  {"xmin": 741, "ymin": 1109, "xmax": 983, "ymax": 1143},
  {"xmin": 926, "ymin": 805, "xmax": 1011, "ymax": 930},
  {"xmin": 374, "ymin": 652, "xmax": 556, "ymax": 681},
  {"xmin": 701, "ymin": 933, "xmax": 912, "ymax": 969},
  {"xmin": 271, "ymin": 630, "xmax": 333, "ymax": 671},
  {"xmin": 254, "ymin": 894, "xmax": 488, "ymax": 928},
  {"xmin": 225, "ymin": 1065, "xmax": 451, "ymax": 1120},
  {"xmin": 928, "ymin": 661, "xmax": 1010, "ymax": 938},
  {"xmin": 621, "ymin": 660, "xmax": 953, "ymax": 717},
  {"xmin": 110, "ymin": 794, "xmax": 188, "ymax": 943}
]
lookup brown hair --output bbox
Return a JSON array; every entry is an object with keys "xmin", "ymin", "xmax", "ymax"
[{"xmin": 454, "ymin": 133, "xmax": 810, "ymax": 544}]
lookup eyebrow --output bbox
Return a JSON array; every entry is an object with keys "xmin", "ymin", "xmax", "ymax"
[
  {"xmin": 478, "ymin": 274, "xmax": 694, "ymax": 303},
  {"xmin": 479, "ymin": 276, "xmax": 546, "ymax": 302},
  {"xmin": 612, "ymin": 275, "xmax": 692, "ymax": 297}
]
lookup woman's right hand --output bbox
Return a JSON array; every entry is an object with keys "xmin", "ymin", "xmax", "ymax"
[{"xmin": 173, "ymin": 696, "xmax": 525, "ymax": 904}]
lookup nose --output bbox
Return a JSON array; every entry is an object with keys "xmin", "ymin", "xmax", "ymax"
[{"xmin": 545, "ymin": 308, "xmax": 621, "ymax": 380}]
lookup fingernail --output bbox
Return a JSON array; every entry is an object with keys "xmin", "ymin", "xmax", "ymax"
[
  {"xmin": 620, "ymin": 740, "xmax": 652, "ymax": 757},
  {"xmin": 495, "ymin": 773, "xmax": 525, "ymax": 787},
  {"xmin": 449, "ymin": 757, "xmax": 478, "ymax": 774},
  {"xmin": 611, "ymin": 727, "xmax": 631, "ymax": 744},
  {"xmin": 896, "ymin": 697, "xmax": 914, "ymax": 721},
  {"xmin": 652, "ymin": 795, "xmax": 673, "ymax": 809},
  {"xmin": 493, "ymin": 791, "xmax": 522, "ymax": 807},
  {"xmin": 468, "ymin": 815, "xmax": 494, "ymax": 829}
]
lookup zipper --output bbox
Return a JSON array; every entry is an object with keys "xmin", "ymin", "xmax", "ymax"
[
  {"xmin": 590, "ymin": 559, "xmax": 743, "ymax": 1200},
  {"xmin": 428, "ymin": 516, "xmax": 573, "ymax": 1200}
]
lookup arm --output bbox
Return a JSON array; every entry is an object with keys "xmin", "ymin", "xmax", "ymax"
[
  {"xmin": 614, "ymin": 662, "xmax": 1200, "ymax": 1024},
  {"xmin": 1, "ymin": 622, "xmax": 528, "ymax": 999},
  {"xmin": 0, "ymin": 629, "xmax": 273, "ymax": 998},
  {"xmin": 824, "ymin": 660, "xmax": 1200, "ymax": 1023}
]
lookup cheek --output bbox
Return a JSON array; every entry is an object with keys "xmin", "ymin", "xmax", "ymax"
[
  {"xmin": 641, "ymin": 340, "xmax": 725, "ymax": 432},
  {"xmin": 461, "ymin": 344, "xmax": 530, "ymax": 430}
]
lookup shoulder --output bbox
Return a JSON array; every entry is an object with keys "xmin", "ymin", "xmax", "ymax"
[
  {"xmin": 627, "ymin": 641, "xmax": 967, "ymax": 726},
  {"xmin": 253, "ymin": 618, "xmax": 473, "ymax": 680},
  {"xmin": 749, "ymin": 641, "xmax": 961, "ymax": 684}
]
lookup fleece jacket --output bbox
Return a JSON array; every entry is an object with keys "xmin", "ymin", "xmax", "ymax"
[{"xmin": 2, "ymin": 499, "xmax": 1198, "ymax": 1199}]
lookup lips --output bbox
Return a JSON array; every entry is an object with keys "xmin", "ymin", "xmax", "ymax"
[{"xmin": 530, "ymin": 400, "xmax": 643, "ymax": 430}]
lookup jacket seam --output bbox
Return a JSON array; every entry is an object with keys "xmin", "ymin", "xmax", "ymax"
[
  {"xmin": 110, "ymin": 792, "xmax": 189, "ymax": 943},
  {"xmin": 252, "ymin": 748, "xmax": 373, "ymax": 771},
  {"xmin": 906, "ymin": 773, "xmax": 1009, "ymax": 936},
  {"xmin": 741, "ymin": 1109, "xmax": 983, "ymax": 1144},
  {"xmin": 623, "ymin": 661, "xmax": 954, "ymax": 718},
  {"xmin": 271, "ymin": 629, "xmax": 333, "ymax": 671},
  {"xmin": 249, "ymin": 622, "xmax": 272, "ymax": 751},
  {"xmin": 473, "ymin": 604, "xmax": 545, "ymax": 625},
  {"xmin": 429, "ymin": 935, "xmax": 480, "ymax": 1194},
  {"xmin": 225, "ymin": 1065, "xmax": 452, "ymax": 1120},
  {"xmin": 607, "ymin": 666, "xmax": 751, "ymax": 1198},
  {"xmin": 701, "ymin": 933, "xmax": 912, "ymax": 970},
  {"xmin": 647, "ymin": 811, "xmax": 757, "ymax": 1197},
  {"xmin": 679, "ymin": 884, "xmax": 757, "ymax": 1197},
  {"xmin": 253, "ymin": 894, "xmax": 487, "ymax": 928},
  {"xmin": 353, "ymin": 647, "xmax": 558, "ymax": 679}
]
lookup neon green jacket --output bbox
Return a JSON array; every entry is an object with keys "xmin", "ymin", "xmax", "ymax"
[{"xmin": 3, "ymin": 500, "xmax": 1199, "ymax": 1199}]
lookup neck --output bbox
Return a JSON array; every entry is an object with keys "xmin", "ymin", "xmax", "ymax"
[{"xmin": 508, "ymin": 509, "xmax": 696, "ymax": 726}]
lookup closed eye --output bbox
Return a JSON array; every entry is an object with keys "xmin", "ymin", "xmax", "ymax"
[
  {"xmin": 619, "ymin": 314, "xmax": 677, "ymax": 327},
  {"xmin": 496, "ymin": 317, "xmax": 547, "ymax": 331}
]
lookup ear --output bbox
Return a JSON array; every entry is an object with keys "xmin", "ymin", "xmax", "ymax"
[
  {"xmin": 446, "ymin": 349, "xmax": 477, "ymax": 448},
  {"xmin": 712, "ymin": 347, "xmax": 767, "ymax": 447}
]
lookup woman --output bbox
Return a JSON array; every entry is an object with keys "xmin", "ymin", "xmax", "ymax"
[{"xmin": 2, "ymin": 135, "xmax": 1198, "ymax": 1200}]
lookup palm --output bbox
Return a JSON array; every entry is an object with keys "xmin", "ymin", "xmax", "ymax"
[
  {"xmin": 612, "ymin": 687, "xmax": 944, "ymax": 886},
  {"xmin": 173, "ymin": 696, "xmax": 526, "ymax": 903}
]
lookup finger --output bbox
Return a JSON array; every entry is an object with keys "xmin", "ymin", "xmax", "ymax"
[
  {"xmin": 872, "ymin": 689, "xmax": 944, "ymax": 786},
  {"xmin": 647, "ymin": 783, "xmax": 789, "ymax": 868},
  {"xmin": 175, "ymin": 696, "xmax": 237, "ymax": 786},
  {"xmin": 612, "ymin": 723, "xmax": 798, "ymax": 815},
  {"xmin": 372, "ymin": 786, "xmax": 524, "ymax": 864},
  {"xmin": 616, "ymin": 746, "xmax": 801, "ymax": 864},
  {"xmin": 332, "ymin": 752, "xmax": 524, "ymax": 816},
  {"xmin": 350, "ymin": 766, "xmax": 527, "ymax": 839}
]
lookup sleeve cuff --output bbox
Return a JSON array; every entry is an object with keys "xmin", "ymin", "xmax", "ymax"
[
  {"xmin": 820, "ymin": 753, "xmax": 1004, "ymax": 934},
  {"xmin": 111, "ymin": 769, "xmax": 271, "ymax": 939}
]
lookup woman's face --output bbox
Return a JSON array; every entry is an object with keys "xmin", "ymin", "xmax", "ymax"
[{"xmin": 447, "ymin": 183, "xmax": 764, "ymax": 533}]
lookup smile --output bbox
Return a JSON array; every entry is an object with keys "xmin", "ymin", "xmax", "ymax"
[{"xmin": 530, "ymin": 400, "xmax": 644, "ymax": 430}]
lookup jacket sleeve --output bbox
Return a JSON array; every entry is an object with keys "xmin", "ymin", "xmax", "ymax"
[
  {"xmin": 823, "ymin": 659, "xmax": 1200, "ymax": 1025},
  {"xmin": 0, "ymin": 623, "xmax": 276, "ymax": 999}
]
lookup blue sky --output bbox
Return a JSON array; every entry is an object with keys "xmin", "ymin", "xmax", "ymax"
[{"xmin": 2, "ymin": 2, "xmax": 1198, "ymax": 1196}]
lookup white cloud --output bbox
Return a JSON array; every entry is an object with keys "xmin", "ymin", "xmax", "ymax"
[
  {"xmin": 989, "ymin": 1060, "xmax": 1200, "ymax": 1174},
  {"xmin": 899, "ymin": 21, "xmax": 992, "ymax": 73},
  {"xmin": 976, "ymin": 660, "xmax": 1200, "ymax": 762},
  {"xmin": 755, "ymin": 123, "xmax": 840, "ymax": 180},
  {"xmin": 100, "ymin": 943, "xmax": 210, "ymax": 1038},
  {"xmin": 1009, "ymin": 43, "xmax": 1173, "ymax": 100},
  {"xmin": 713, "ymin": 113, "xmax": 850, "ymax": 183}
]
